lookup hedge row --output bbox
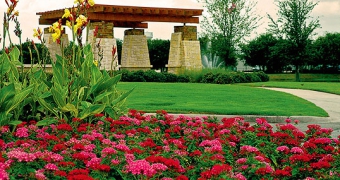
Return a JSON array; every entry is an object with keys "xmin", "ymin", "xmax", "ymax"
[{"xmin": 115, "ymin": 69, "xmax": 269, "ymax": 84}]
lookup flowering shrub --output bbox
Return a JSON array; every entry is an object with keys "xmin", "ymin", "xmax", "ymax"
[{"xmin": 0, "ymin": 110, "xmax": 339, "ymax": 179}]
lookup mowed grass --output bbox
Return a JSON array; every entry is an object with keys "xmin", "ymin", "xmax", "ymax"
[
  {"xmin": 238, "ymin": 82, "xmax": 340, "ymax": 95},
  {"xmin": 117, "ymin": 82, "xmax": 328, "ymax": 117}
]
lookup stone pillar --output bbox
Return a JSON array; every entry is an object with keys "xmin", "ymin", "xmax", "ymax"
[
  {"xmin": 88, "ymin": 21, "xmax": 118, "ymax": 70},
  {"xmin": 43, "ymin": 28, "xmax": 69, "ymax": 62},
  {"xmin": 167, "ymin": 26, "xmax": 202, "ymax": 74},
  {"xmin": 121, "ymin": 29, "xmax": 152, "ymax": 71}
]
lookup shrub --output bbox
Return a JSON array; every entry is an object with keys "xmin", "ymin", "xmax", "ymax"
[
  {"xmin": 255, "ymin": 71, "xmax": 270, "ymax": 82},
  {"xmin": 162, "ymin": 72, "xmax": 178, "ymax": 82},
  {"xmin": 143, "ymin": 70, "xmax": 166, "ymax": 82}
]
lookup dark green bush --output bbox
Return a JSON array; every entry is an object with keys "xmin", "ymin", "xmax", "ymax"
[
  {"xmin": 144, "ymin": 70, "xmax": 166, "ymax": 82},
  {"xmin": 255, "ymin": 71, "xmax": 270, "ymax": 82},
  {"xmin": 177, "ymin": 74, "xmax": 190, "ymax": 82},
  {"xmin": 162, "ymin": 72, "xmax": 178, "ymax": 82},
  {"xmin": 116, "ymin": 69, "xmax": 269, "ymax": 84}
]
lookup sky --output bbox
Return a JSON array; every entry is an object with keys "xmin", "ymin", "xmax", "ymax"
[{"xmin": 0, "ymin": 0, "xmax": 339, "ymax": 45}]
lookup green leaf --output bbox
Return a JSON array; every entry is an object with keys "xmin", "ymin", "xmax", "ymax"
[
  {"xmin": 0, "ymin": 112, "xmax": 12, "ymax": 126},
  {"xmin": 79, "ymin": 104, "xmax": 105, "ymax": 119},
  {"xmin": 111, "ymin": 87, "xmax": 134, "ymax": 105},
  {"xmin": 9, "ymin": 46, "xmax": 20, "ymax": 61},
  {"xmin": 94, "ymin": 75, "xmax": 121, "ymax": 94},
  {"xmin": 90, "ymin": 65, "xmax": 103, "ymax": 86},
  {"xmin": 0, "ymin": 54, "xmax": 11, "ymax": 75},
  {"xmin": 94, "ymin": 91, "xmax": 113, "ymax": 103},
  {"xmin": 51, "ymin": 87, "xmax": 66, "ymax": 108},
  {"xmin": 37, "ymin": 97, "xmax": 59, "ymax": 118},
  {"xmin": 61, "ymin": 103, "xmax": 78, "ymax": 117},
  {"xmin": 5, "ymin": 85, "xmax": 34, "ymax": 114},
  {"xmin": 0, "ymin": 83, "xmax": 15, "ymax": 107},
  {"xmin": 36, "ymin": 118, "xmax": 59, "ymax": 126},
  {"xmin": 8, "ymin": 120, "xmax": 23, "ymax": 126}
]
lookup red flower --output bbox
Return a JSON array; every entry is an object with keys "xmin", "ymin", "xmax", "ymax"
[
  {"xmin": 176, "ymin": 175, "xmax": 189, "ymax": 180},
  {"xmin": 57, "ymin": 124, "xmax": 73, "ymax": 131}
]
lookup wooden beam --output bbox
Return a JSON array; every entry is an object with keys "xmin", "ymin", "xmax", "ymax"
[{"xmin": 87, "ymin": 12, "xmax": 200, "ymax": 23}]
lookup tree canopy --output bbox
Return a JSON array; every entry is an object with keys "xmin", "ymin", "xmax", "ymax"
[{"xmin": 198, "ymin": 0, "xmax": 262, "ymax": 68}]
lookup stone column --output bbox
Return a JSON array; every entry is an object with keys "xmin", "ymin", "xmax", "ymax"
[
  {"xmin": 121, "ymin": 29, "xmax": 152, "ymax": 71},
  {"xmin": 167, "ymin": 26, "xmax": 202, "ymax": 74},
  {"xmin": 43, "ymin": 28, "xmax": 69, "ymax": 62},
  {"xmin": 88, "ymin": 21, "xmax": 118, "ymax": 70}
]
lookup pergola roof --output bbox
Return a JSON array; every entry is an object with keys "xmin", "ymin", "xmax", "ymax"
[{"xmin": 36, "ymin": 4, "xmax": 203, "ymax": 29}]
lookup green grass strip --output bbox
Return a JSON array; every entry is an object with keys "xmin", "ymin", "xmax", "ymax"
[
  {"xmin": 238, "ymin": 82, "xmax": 340, "ymax": 95},
  {"xmin": 117, "ymin": 82, "xmax": 328, "ymax": 117}
]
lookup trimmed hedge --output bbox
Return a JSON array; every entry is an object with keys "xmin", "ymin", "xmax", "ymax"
[{"xmin": 115, "ymin": 69, "xmax": 269, "ymax": 84}]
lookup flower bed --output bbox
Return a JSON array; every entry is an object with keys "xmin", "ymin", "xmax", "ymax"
[{"xmin": 0, "ymin": 110, "xmax": 339, "ymax": 179}]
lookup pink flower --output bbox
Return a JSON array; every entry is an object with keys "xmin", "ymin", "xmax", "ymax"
[
  {"xmin": 236, "ymin": 158, "xmax": 247, "ymax": 164},
  {"xmin": 35, "ymin": 169, "xmax": 46, "ymax": 180},
  {"xmin": 277, "ymin": 146, "xmax": 289, "ymax": 152},
  {"xmin": 240, "ymin": 145, "xmax": 259, "ymax": 153},
  {"xmin": 125, "ymin": 159, "xmax": 156, "ymax": 177},
  {"xmin": 290, "ymin": 147, "xmax": 304, "ymax": 154},
  {"xmin": 294, "ymin": 120, "xmax": 299, "ymax": 124},
  {"xmin": 44, "ymin": 163, "xmax": 58, "ymax": 171},
  {"xmin": 285, "ymin": 118, "xmax": 291, "ymax": 123},
  {"xmin": 15, "ymin": 127, "xmax": 29, "ymax": 138},
  {"xmin": 111, "ymin": 159, "xmax": 120, "ymax": 165}
]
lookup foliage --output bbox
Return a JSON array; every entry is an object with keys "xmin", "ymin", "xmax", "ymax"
[
  {"xmin": 267, "ymin": 0, "xmax": 321, "ymax": 81},
  {"xmin": 312, "ymin": 33, "xmax": 340, "ymax": 72},
  {"xmin": 198, "ymin": 0, "xmax": 262, "ymax": 67},
  {"xmin": 116, "ymin": 69, "xmax": 268, "ymax": 84},
  {"xmin": 1, "ymin": 111, "xmax": 339, "ymax": 179},
  {"xmin": 240, "ymin": 33, "xmax": 293, "ymax": 73},
  {"xmin": 200, "ymin": 71, "xmax": 267, "ymax": 84},
  {"xmin": 0, "ymin": 46, "xmax": 34, "ymax": 126},
  {"xmin": 0, "ymin": 0, "xmax": 131, "ymax": 126},
  {"xmin": 147, "ymin": 39, "xmax": 170, "ymax": 71}
]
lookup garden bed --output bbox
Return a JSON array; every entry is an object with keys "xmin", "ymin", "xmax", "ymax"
[{"xmin": 0, "ymin": 110, "xmax": 339, "ymax": 179}]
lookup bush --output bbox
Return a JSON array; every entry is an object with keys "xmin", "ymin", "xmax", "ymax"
[
  {"xmin": 162, "ymin": 72, "xmax": 178, "ymax": 82},
  {"xmin": 117, "ymin": 69, "xmax": 269, "ymax": 84},
  {"xmin": 143, "ymin": 70, "xmax": 166, "ymax": 82},
  {"xmin": 255, "ymin": 71, "xmax": 270, "ymax": 82}
]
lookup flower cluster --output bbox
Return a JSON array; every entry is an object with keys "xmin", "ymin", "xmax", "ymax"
[{"xmin": 0, "ymin": 110, "xmax": 339, "ymax": 179}]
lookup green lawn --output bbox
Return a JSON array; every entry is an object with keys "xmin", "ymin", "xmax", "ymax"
[
  {"xmin": 238, "ymin": 82, "xmax": 340, "ymax": 95},
  {"xmin": 117, "ymin": 82, "xmax": 328, "ymax": 117}
]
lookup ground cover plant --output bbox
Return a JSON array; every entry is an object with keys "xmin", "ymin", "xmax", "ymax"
[
  {"xmin": 117, "ymin": 82, "xmax": 328, "ymax": 116},
  {"xmin": 0, "ymin": 110, "xmax": 340, "ymax": 179},
  {"xmin": 238, "ymin": 82, "xmax": 340, "ymax": 95}
]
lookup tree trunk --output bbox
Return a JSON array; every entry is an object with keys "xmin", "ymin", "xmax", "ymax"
[{"xmin": 295, "ymin": 65, "xmax": 300, "ymax": 82}]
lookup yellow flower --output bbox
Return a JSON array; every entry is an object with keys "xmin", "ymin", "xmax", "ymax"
[
  {"xmin": 66, "ymin": 20, "xmax": 72, "ymax": 29},
  {"xmin": 93, "ymin": 60, "xmax": 98, "ymax": 67},
  {"xmin": 62, "ymin": 9, "xmax": 71, "ymax": 19},
  {"xmin": 33, "ymin": 29, "xmax": 39, "ymax": 37},
  {"xmin": 77, "ymin": 15, "xmax": 87, "ymax": 24},
  {"xmin": 88, "ymin": 0, "xmax": 95, "ymax": 6},
  {"xmin": 13, "ymin": 10, "xmax": 19, "ymax": 16},
  {"xmin": 74, "ymin": 0, "xmax": 84, "ymax": 4},
  {"xmin": 51, "ymin": 29, "xmax": 61, "ymax": 42}
]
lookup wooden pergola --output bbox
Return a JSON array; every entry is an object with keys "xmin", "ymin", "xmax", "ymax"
[{"xmin": 36, "ymin": 4, "xmax": 203, "ymax": 28}]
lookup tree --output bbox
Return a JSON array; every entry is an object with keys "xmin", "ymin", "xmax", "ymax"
[
  {"xmin": 198, "ymin": 0, "xmax": 262, "ymax": 68},
  {"xmin": 268, "ymin": 0, "xmax": 320, "ymax": 81},
  {"xmin": 312, "ymin": 33, "xmax": 340, "ymax": 73},
  {"xmin": 147, "ymin": 39, "xmax": 170, "ymax": 71},
  {"xmin": 240, "ymin": 33, "xmax": 277, "ymax": 71}
]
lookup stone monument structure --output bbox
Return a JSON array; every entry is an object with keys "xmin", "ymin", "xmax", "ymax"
[{"xmin": 36, "ymin": 4, "xmax": 203, "ymax": 73}]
